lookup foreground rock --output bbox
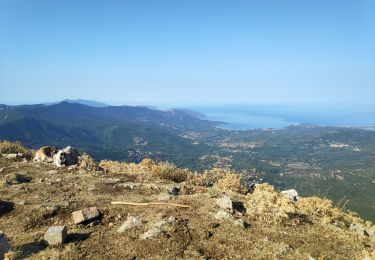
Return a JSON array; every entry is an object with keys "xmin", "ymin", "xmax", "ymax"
[
  {"xmin": 44, "ymin": 226, "xmax": 67, "ymax": 245},
  {"xmin": 216, "ymin": 195, "xmax": 233, "ymax": 212},
  {"xmin": 214, "ymin": 210, "xmax": 245, "ymax": 228},
  {"xmin": 281, "ymin": 189, "xmax": 299, "ymax": 201},
  {"xmin": 117, "ymin": 216, "xmax": 141, "ymax": 233},
  {"xmin": 0, "ymin": 231, "xmax": 10, "ymax": 260},
  {"xmin": 140, "ymin": 216, "xmax": 175, "ymax": 239},
  {"xmin": 72, "ymin": 207, "xmax": 100, "ymax": 224}
]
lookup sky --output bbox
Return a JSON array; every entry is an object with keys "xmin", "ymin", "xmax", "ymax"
[{"xmin": 0, "ymin": 0, "xmax": 374, "ymax": 107}]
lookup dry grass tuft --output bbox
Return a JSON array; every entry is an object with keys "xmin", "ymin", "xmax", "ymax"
[
  {"xmin": 78, "ymin": 153, "xmax": 101, "ymax": 172},
  {"xmin": 0, "ymin": 140, "xmax": 34, "ymax": 159},
  {"xmin": 200, "ymin": 167, "xmax": 229, "ymax": 186},
  {"xmin": 245, "ymin": 183, "xmax": 296, "ymax": 224},
  {"xmin": 99, "ymin": 160, "xmax": 133, "ymax": 173},
  {"xmin": 216, "ymin": 172, "xmax": 246, "ymax": 194},
  {"xmin": 99, "ymin": 159, "xmax": 188, "ymax": 183},
  {"xmin": 151, "ymin": 162, "xmax": 188, "ymax": 183}
]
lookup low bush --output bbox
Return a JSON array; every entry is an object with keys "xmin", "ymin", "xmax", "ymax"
[
  {"xmin": 216, "ymin": 172, "xmax": 247, "ymax": 194},
  {"xmin": 152, "ymin": 162, "xmax": 188, "ymax": 183}
]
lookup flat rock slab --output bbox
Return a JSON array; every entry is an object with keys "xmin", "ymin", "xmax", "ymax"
[
  {"xmin": 44, "ymin": 226, "xmax": 67, "ymax": 245},
  {"xmin": 0, "ymin": 231, "xmax": 11, "ymax": 259},
  {"xmin": 72, "ymin": 207, "xmax": 100, "ymax": 224}
]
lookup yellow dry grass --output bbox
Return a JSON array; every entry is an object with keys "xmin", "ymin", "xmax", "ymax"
[{"xmin": 0, "ymin": 141, "xmax": 34, "ymax": 159}]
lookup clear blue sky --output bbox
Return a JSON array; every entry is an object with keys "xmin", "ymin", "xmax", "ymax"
[{"xmin": 0, "ymin": 0, "xmax": 374, "ymax": 106}]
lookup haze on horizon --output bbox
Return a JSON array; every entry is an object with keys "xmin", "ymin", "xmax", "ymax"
[{"xmin": 0, "ymin": 0, "xmax": 374, "ymax": 107}]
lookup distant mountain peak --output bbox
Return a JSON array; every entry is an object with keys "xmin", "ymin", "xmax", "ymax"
[{"xmin": 61, "ymin": 99, "xmax": 109, "ymax": 107}]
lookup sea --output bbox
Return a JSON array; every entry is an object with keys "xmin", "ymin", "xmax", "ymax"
[{"xmin": 189, "ymin": 104, "xmax": 375, "ymax": 130}]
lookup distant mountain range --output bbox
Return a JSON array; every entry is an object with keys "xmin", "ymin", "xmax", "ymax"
[
  {"xmin": 44, "ymin": 99, "xmax": 109, "ymax": 107},
  {"xmin": 0, "ymin": 101, "xmax": 220, "ymax": 167}
]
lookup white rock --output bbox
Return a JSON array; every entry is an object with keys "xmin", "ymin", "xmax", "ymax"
[
  {"xmin": 140, "ymin": 227, "xmax": 161, "ymax": 239},
  {"xmin": 117, "ymin": 216, "xmax": 141, "ymax": 233},
  {"xmin": 349, "ymin": 224, "xmax": 365, "ymax": 236},
  {"xmin": 216, "ymin": 195, "xmax": 233, "ymax": 212},
  {"xmin": 233, "ymin": 218, "xmax": 245, "ymax": 228},
  {"xmin": 157, "ymin": 194, "xmax": 171, "ymax": 201},
  {"xmin": 214, "ymin": 210, "xmax": 233, "ymax": 220},
  {"xmin": 365, "ymin": 229, "xmax": 374, "ymax": 237},
  {"xmin": 154, "ymin": 216, "xmax": 175, "ymax": 228},
  {"xmin": 281, "ymin": 189, "xmax": 299, "ymax": 201},
  {"xmin": 214, "ymin": 210, "xmax": 244, "ymax": 228},
  {"xmin": 118, "ymin": 182, "xmax": 139, "ymax": 190},
  {"xmin": 44, "ymin": 226, "xmax": 67, "ymax": 245},
  {"xmin": 5, "ymin": 154, "xmax": 18, "ymax": 159}
]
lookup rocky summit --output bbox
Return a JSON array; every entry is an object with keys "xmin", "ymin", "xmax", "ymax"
[{"xmin": 0, "ymin": 142, "xmax": 374, "ymax": 259}]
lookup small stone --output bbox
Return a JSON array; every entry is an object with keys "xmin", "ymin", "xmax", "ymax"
[
  {"xmin": 117, "ymin": 216, "xmax": 141, "ymax": 233},
  {"xmin": 108, "ymin": 222, "xmax": 114, "ymax": 227},
  {"xmin": 47, "ymin": 170, "xmax": 58, "ymax": 175},
  {"xmin": 233, "ymin": 218, "xmax": 245, "ymax": 228},
  {"xmin": 154, "ymin": 216, "xmax": 176, "ymax": 228},
  {"xmin": 67, "ymin": 165, "xmax": 77, "ymax": 170},
  {"xmin": 216, "ymin": 195, "xmax": 233, "ymax": 212},
  {"xmin": 281, "ymin": 189, "xmax": 299, "ymax": 201},
  {"xmin": 44, "ymin": 226, "xmax": 67, "ymax": 245},
  {"xmin": 0, "ymin": 231, "xmax": 11, "ymax": 258},
  {"xmin": 349, "ymin": 223, "xmax": 365, "ymax": 236},
  {"xmin": 157, "ymin": 194, "xmax": 171, "ymax": 201},
  {"xmin": 365, "ymin": 229, "xmax": 374, "ymax": 237},
  {"xmin": 214, "ymin": 210, "xmax": 232, "ymax": 220},
  {"xmin": 72, "ymin": 207, "xmax": 100, "ymax": 224},
  {"xmin": 118, "ymin": 182, "xmax": 139, "ymax": 190},
  {"xmin": 5, "ymin": 154, "xmax": 18, "ymax": 159},
  {"xmin": 14, "ymin": 200, "xmax": 26, "ymax": 205},
  {"xmin": 140, "ymin": 227, "xmax": 161, "ymax": 239},
  {"xmin": 169, "ymin": 186, "xmax": 180, "ymax": 196}
]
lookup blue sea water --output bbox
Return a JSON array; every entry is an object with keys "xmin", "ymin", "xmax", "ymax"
[{"xmin": 190, "ymin": 105, "xmax": 375, "ymax": 130}]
